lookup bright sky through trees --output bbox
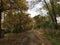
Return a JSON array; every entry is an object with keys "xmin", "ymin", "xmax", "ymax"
[
  {"xmin": 26, "ymin": 0, "xmax": 50, "ymax": 17},
  {"xmin": 26, "ymin": 0, "xmax": 60, "ymax": 23}
]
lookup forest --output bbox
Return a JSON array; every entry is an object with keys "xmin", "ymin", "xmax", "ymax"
[{"xmin": 0, "ymin": 0, "xmax": 60, "ymax": 45}]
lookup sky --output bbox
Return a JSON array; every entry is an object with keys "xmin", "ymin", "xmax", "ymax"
[{"xmin": 26, "ymin": 0, "xmax": 49, "ymax": 17}]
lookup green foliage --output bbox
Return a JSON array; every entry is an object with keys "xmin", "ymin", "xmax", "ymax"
[
  {"xmin": 44, "ymin": 28, "xmax": 60, "ymax": 45},
  {"xmin": 43, "ymin": 0, "xmax": 60, "ymax": 29},
  {"xmin": 33, "ymin": 15, "xmax": 54, "ymax": 28},
  {"xmin": 46, "ymin": 34, "xmax": 60, "ymax": 45}
]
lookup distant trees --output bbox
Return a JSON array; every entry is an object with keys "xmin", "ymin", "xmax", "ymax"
[{"xmin": 33, "ymin": 15, "xmax": 52, "ymax": 29}]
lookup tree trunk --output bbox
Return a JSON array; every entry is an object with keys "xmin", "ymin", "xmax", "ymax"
[
  {"xmin": 44, "ymin": 0, "xmax": 58, "ymax": 29},
  {"xmin": 0, "ymin": 0, "xmax": 3, "ymax": 38},
  {"xmin": 50, "ymin": 0, "xmax": 58, "ymax": 29}
]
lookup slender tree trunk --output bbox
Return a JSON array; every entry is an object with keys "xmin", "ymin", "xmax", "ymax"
[
  {"xmin": 44, "ymin": 0, "xmax": 54, "ymax": 22},
  {"xmin": 0, "ymin": 12, "xmax": 1, "ymax": 38},
  {"xmin": 50, "ymin": 0, "xmax": 58, "ymax": 29},
  {"xmin": 0, "ymin": 0, "xmax": 2, "ymax": 38},
  {"xmin": 0, "ymin": 0, "xmax": 3, "ymax": 38}
]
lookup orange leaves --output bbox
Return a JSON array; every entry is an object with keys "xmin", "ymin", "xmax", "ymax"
[
  {"xmin": 15, "ymin": 0, "xmax": 28, "ymax": 10},
  {"xmin": 2, "ymin": 10, "xmax": 33, "ymax": 31},
  {"xmin": 2, "ymin": 0, "xmax": 10, "ymax": 10},
  {"xmin": 2, "ymin": 0, "xmax": 28, "ymax": 11}
]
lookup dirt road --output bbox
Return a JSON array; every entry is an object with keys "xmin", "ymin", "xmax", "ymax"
[{"xmin": 0, "ymin": 30, "xmax": 53, "ymax": 45}]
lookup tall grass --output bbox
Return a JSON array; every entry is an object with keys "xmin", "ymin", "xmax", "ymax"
[{"xmin": 44, "ymin": 29, "xmax": 60, "ymax": 45}]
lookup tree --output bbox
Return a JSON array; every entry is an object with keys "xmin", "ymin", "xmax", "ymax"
[
  {"xmin": 1, "ymin": 0, "xmax": 28, "ymax": 37},
  {"xmin": 32, "ymin": 0, "xmax": 60, "ymax": 29},
  {"xmin": 43, "ymin": 0, "xmax": 60, "ymax": 29},
  {"xmin": 2, "ymin": 11, "xmax": 33, "ymax": 33}
]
